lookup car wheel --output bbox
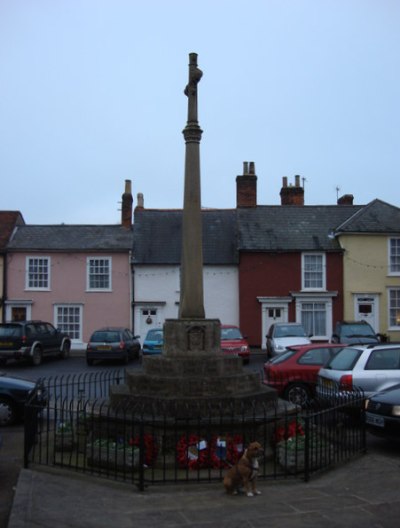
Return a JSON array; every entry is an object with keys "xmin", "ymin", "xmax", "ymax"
[
  {"xmin": 86, "ymin": 358, "xmax": 94, "ymax": 366},
  {"xmin": 0, "ymin": 398, "xmax": 17, "ymax": 426},
  {"xmin": 31, "ymin": 348, "xmax": 42, "ymax": 366},
  {"xmin": 60, "ymin": 341, "xmax": 70, "ymax": 359},
  {"xmin": 284, "ymin": 383, "xmax": 311, "ymax": 407}
]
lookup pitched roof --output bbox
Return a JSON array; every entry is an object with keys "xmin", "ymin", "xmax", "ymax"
[
  {"xmin": 334, "ymin": 199, "xmax": 400, "ymax": 234},
  {"xmin": 7, "ymin": 224, "xmax": 133, "ymax": 252},
  {"xmin": 238, "ymin": 205, "xmax": 363, "ymax": 251},
  {"xmin": 133, "ymin": 209, "xmax": 238, "ymax": 264},
  {"xmin": 0, "ymin": 211, "xmax": 25, "ymax": 250}
]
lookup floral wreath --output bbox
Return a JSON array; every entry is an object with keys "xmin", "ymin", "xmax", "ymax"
[
  {"xmin": 176, "ymin": 434, "xmax": 243, "ymax": 470},
  {"xmin": 129, "ymin": 434, "xmax": 158, "ymax": 466},
  {"xmin": 274, "ymin": 419, "xmax": 305, "ymax": 445}
]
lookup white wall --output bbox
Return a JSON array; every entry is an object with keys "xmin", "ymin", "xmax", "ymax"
[{"xmin": 133, "ymin": 264, "xmax": 239, "ymax": 339}]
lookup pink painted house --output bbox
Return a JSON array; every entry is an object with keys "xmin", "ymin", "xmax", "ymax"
[{"xmin": 4, "ymin": 182, "xmax": 134, "ymax": 349}]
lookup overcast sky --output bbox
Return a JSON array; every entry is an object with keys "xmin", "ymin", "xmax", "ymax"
[{"xmin": 1, "ymin": 0, "xmax": 399, "ymax": 225}]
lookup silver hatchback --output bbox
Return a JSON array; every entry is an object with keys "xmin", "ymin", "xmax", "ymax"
[{"xmin": 317, "ymin": 344, "xmax": 400, "ymax": 399}]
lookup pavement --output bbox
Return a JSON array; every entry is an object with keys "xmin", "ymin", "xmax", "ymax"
[{"xmin": 6, "ymin": 450, "xmax": 400, "ymax": 528}]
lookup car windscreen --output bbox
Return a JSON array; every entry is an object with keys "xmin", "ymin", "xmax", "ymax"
[
  {"xmin": 0, "ymin": 325, "xmax": 22, "ymax": 338},
  {"xmin": 90, "ymin": 331, "xmax": 120, "ymax": 343},
  {"xmin": 146, "ymin": 330, "xmax": 163, "ymax": 342},
  {"xmin": 325, "ymin": 347, "xmax": 362, "ymax": 371},
  {"xmin": 341, "ymin": 324, "xmax": 375, "ymax": 338},
  {"xmin": 268, "ymin": 349, "xmax": 296, "ymax": 364},
  {"xmin": 221, "ymin": 328, "xmax": 242, "ymax": 340},
  {"xmin": 275, "ymin": 325, "xmax": 306, "ymax": 338}
]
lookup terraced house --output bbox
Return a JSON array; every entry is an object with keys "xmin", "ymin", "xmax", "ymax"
[{"xmin": 4, "ymin": 183, "xmax": 134, "ymax": 348}]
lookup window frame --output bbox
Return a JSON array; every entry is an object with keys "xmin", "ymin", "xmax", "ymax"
[
  {"xmin": 301, "ymin": 253, "xmax": 326, "ymax": 291},
  {"xmin": 25, "ymin": 256, "xmax": 51, "ymax": 291},
  {"xmin": 388, "ymin": 288, "xmax": 400, "ymax": 330},
  {"xmin": 388, "ymin": 238, "xmax": 400, "ymax": 276},
  {"xmin": 54, "ymin": 304, "xmax": 83, "ymax": 342},
  {"xmin": 86, "ymin": 256, "xmax": 112, "ymax": 292}
]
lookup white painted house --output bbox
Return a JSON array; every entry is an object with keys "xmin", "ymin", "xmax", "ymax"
[{"xmin": 132, "ymin": 207, "xmax": 239, "ymax": 341}]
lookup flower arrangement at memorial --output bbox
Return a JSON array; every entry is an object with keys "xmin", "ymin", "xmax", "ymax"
[
  {"xmin": 176, "ymin": 434, "xmax": 243, "ymax": 470},
  {"xmin": 128, "ymin": 434, "xmax": 158, "ymax": 466}
]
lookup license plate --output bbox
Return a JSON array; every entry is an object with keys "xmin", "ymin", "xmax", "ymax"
[
  {"xmin": 322, "ymin": 378, "xmax": 334, "ymax": 389},
  {"xmin": 365, "ymin": 412, "xmax": 385, "ymax": 427},
  {"xmin": 98, "ymin": 345, "xmax": 112, "ymax": 351}
]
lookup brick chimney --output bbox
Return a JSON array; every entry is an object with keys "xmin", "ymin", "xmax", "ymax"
[
  {"xmin": 280, "ymin": 175, "xmax": 304, "ymax": 205},
  {"xmin": 337, "ymin": 194, "xmax": 354, "ymax": 205},
  {"xmin": 236, "ymin": 161, "xmax": 257, "ymax": 207},
  {"xmin": 121, "ymin": 179, "xmax": 133, "ymax": 228}
]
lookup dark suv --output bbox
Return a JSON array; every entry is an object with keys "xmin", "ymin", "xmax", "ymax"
[
  {"xmin": 331, "ymin": 320, "xmax": 380, "ymax": 345},
  {"xmin": 0, "ymin": 321, "xmax": 71, "ymax": 366}
]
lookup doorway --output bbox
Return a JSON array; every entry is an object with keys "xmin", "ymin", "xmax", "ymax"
[{"xmin": 354, "ymin": 295, "xmax": 378, "ymax": 332}]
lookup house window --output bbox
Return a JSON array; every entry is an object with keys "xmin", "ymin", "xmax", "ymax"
[
  {"xmin": 300, "ymin": 302, "xmax": 326, "ymax": 337},
  {"xmin": 389, "ymin": 239, "xmax": 400, "ymax": 275},
  {"xmin": 389, "ymin": 289, "xmax": 400, "ymax": 328},
  {"xmin": 87, "ymin": 257, "xmax": 111, "ymax": 291},
  {"xmin": 55, "ymin": 305, "xmax": 82, "ymax": 340},
  {"xmin": 302, "ymin": 253, "xmax": 326, "ymax": 290},
  {"xmin": 26, "ymin": 257, "xmax": 50, "ymax": 290}
]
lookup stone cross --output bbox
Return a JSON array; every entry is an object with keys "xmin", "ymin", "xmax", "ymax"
[{"xmin": 179, "ymin": 53, "xmax": 205, "ymax": 319}]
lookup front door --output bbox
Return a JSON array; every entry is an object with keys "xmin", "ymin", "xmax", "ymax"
[
  {"xmin": 140, "ymin": 308, "xmax": 161, "ymax": 340},
  {"xmin": 265, "ymin": 307, "xmax": 285, "ymax": 335},
  {"xmin": 354, "ymin": 295, "xmax": 378, "ymax": 332}
]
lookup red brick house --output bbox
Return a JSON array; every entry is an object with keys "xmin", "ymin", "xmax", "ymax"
[{"xmin": 236, "ymin": 163, "xmax": 363, "ymax": 348}]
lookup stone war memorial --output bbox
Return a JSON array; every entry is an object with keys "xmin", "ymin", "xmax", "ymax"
[
  {"xmin": 27, "ymin": 54, "xmax": 365, "ymax": 487},
  {"xmin": 110, "ymin": 53, "xmax": 277, "ymax": 417}
]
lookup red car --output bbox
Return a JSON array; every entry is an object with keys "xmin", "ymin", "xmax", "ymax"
[
  {"xmin": 263, "ymin": 343, "xmax": 344, "ymax": 406},
  {"xmin": 220, "ymin": 325, "xmax": 250, "ymax": 364}
]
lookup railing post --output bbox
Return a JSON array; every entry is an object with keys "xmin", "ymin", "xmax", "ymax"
[
  {"xmin": 303, "ymin": 414, "xmax": 310, "ymax": 482},
  {"xmin": 137, "ymin": 421, "xmax": 145, "ymax": 492}
]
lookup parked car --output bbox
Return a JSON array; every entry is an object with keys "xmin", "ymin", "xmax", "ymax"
[
  {"xmin": 317, "ymin": 344, "xmax": 400, "ymax": 402},
  {"xmin": 86, "ymin": 327, "xmax": 141, "ymax": 366},
  {"xmin": 266, "ymin": 323, "xmax": 311, "ymax": 358},
  {"xmin": 0, "ymin": 372, "xmax": 47, "ymax": 426},
  {"xmin": 142, "ymin": 328, "xmax": 164, "ymax": 356},
  {"xmin": 220, "ymin": 325, "xmax": 250, "ymax": 364},
  {"xmin": 331, "ymin": 320, "xmax": 380, "ymax": 345},
  {"xmin": 365, "ymin": 383, "xmax": 400, "ymax": 438},
  {"xmin": 0, "ymin": 321, "xmax": 71, "ymax": 367},
  {"xmin": 263, "ymin": 343, "xmax": 345, "ymax": 406}
]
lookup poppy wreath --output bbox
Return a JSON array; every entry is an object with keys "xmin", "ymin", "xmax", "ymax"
[
  {"xmin": 212, "ymin": 434, "xmax": 244, "ymax": 469},
  {"xmin": 273, "ymin": 419, "xmax": 305, "ymax": 445},
  {"xmin": 176, "ymin": 434, "xmax": 244, "ymax": 470},
  {"xmin": 129, "ymin": 434, "xmax": 158, "ymax": 466}
]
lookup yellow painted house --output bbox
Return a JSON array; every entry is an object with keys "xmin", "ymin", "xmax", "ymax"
[{"xmin": 334, "ymin": 199, "xmax": 400, "ymax": 342}]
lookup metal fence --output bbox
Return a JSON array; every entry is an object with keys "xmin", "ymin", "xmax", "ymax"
[{"xmin": 24, "ymin": 372, "xmax": 367, "ymax": 491}]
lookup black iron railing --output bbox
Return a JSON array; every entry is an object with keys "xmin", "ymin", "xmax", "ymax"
[{"xmin": 24, "ymin": 372, "xmax": 366, "ymax": 491}]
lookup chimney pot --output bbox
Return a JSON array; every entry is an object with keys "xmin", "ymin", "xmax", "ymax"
[
  {"xmin": 249, "ymin": 161, "xmax": 255, "ymax": 175},
  {"xmin": 136, "ymin": 193, "xmax": 144, "ymax": 209},
  {"xmin": 243, "ymin": 161, "xmax": 249, "ymax": 175},
  {"xmin": 280, "ymin": 176, "xmax": 304, "ymax": 205}
]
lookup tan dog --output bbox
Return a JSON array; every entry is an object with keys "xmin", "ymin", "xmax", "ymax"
[{"xmin": 223, "ymin": 441, "xmax": 263, "ymax": 497}]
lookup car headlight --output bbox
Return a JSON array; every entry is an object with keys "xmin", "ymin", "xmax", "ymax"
[
  {"xmin": 391, "ymin": 406, "xmax": 400, "ymax": 417},
  {"xmin": 241, "ymin": 346, "xmax": 249, "ymax": 353},
  {"xmin": 275, "ymin": 344, "xmax": 286, "ymax": 352}
]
